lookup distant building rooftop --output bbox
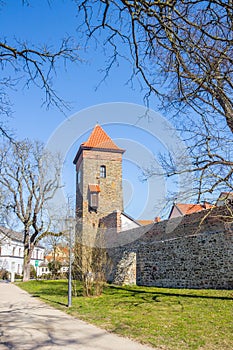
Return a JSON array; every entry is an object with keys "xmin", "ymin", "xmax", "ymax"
[{"xmin": 168, "ymin": 202, "xmax": 214, "ymax": 219}]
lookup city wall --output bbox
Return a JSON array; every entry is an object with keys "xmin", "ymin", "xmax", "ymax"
[{"xmin": 107, "ymin": 207, "xmax": 233, "ymax": 289}]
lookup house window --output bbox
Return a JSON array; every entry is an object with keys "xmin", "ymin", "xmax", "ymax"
[{"xmin": 100, "ymin": 165, "xmax": 106, "ymax": 178}]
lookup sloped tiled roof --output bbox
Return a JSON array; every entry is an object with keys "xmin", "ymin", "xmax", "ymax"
[
  {"xmin": 73, "ymin": 125, "xmax": 125, "ymax": 164},
  {"xmin": 0, "ymin": 226, "xmax": 44, "ymax": 248},
  {"xmin": 83, "ymin": 125, "xmax": 122, "ymax": 150},
  {"xmin": 175, "ymin": 202, "xmax": 213, "ymax": 215},
  {"xmin": 137, "ymin": 220, "xmax": 154, "ymax": 226},
  {"xmin": 45, "ymin": 246, "xmax": 69, "ymax": 263},
  {"xmin": 202, "ymin": 202, "xmax": 213, "ymax": 209},
  {"xmin": 176, "ymin": 203, "xmax": 205, "ymax": 215},
  {"xmin": 0, "ymin": 226, "xmax": 24, "ymax": 242},
  {"xmin": 168, "ymin": 202, "xmax": 215, "ymax": 219},
  {"xmin": 88, "ymin": 184, "xmax": 101, "ymax": 192}
]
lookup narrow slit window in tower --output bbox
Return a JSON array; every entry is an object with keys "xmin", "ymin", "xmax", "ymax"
[{"xmin": 100, "ymin": 165, "xmax": 106, "ymax": 178}]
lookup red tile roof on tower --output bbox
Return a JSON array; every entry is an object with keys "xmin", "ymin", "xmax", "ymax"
[
  {"xmin": 73, "ymin": 124, "xmax": 125, "ymax": 164},
  {"xmin": 83, "ymin": 124, "xmax": 122, "ymax": 150},
  {"xmin": 88, "ymin": 184, "xmax": 101, "ymax": 192}
]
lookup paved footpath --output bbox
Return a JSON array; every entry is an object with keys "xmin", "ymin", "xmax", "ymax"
[{"xmin": 0, "ymin": 282, "xmax": 156, "ymax": 350}]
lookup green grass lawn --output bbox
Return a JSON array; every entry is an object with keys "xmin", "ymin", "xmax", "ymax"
[{"xmin": 17, "ymin": 280, "xmax": 233, "ymax": 350}]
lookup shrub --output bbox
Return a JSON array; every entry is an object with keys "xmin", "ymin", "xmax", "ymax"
[
  {"xmin": 30, "ymin": 264, "xmax": 37, "ymax": 279},
  {"xmin": 0, "ymin": 268, "xmax": 9, "ymax": 280}
]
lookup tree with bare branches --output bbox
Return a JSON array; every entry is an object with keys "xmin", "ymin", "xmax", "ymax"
[
  {"xmin": 77, "ymin": 0, "xmax": 233, "ymax": 132},
  {"xmin": 76, "ymin": 0, "xmax": 233, "ymax": 204},
  {"xmin": 0, "ymin": 139, "xmax": 63, "ymax": 281},
  {"xmin": 0, "ymin": 2, "xmax": 80, "ymax": 139},
  {"xmin": 145, "ymin": 114, "xmax": 233, "ymax": 202},
  {"xmin": 0, "ymin": 38, "xmax": 79, "ymax": 115}
]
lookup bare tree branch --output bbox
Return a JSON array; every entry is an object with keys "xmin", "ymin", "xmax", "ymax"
[
  {"xmin": 76, "ymin": 0, "xmax": 233, "ymax": 132},
  {"xmin": 0, "ymin": 139, "xmax": 65, "ymax": 281},
  {"xmin": 0, "ymin": 37, "xmax": 80, "ymax": 115},
  {"xmin": 75, "ymin": 1, "xmax": 233, "ymax": 206},
  {"xmin": 1, "ymin": 1, "xmax": 81, "ymax": 139}
]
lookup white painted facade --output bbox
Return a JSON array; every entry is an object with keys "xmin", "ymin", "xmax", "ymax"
[
  {"xmin": 120, "ymin": 212, "xmax": 141, "ymax": 232},
  {"xmin": 0, "ymin": 227, "xmax": 44, "ymax": 277},
  {"xmin": 36, "ymin": 263, "xmax": 68, "ymax": 277}
]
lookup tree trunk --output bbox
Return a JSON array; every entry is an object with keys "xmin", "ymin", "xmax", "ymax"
[
  {"xmin": 22, "ymin": 260, "xmax": 31, "ymax": 282},
  {"xmin": 22, "ymin": 246, "xmax": 32, "ymax": 282},
  {"xmin": 216, "ymin": 92, "xmax": 233, "ymax": 134}
]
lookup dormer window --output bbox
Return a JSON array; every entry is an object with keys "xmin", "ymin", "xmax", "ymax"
[{"xmin": 100, "ymin": 165, "xmax": 106, "ymax": 178}]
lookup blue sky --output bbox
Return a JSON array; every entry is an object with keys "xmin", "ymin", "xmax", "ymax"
[{"xmin": 1, "ymin": 1, "xmax": 186, "ymax": 220}]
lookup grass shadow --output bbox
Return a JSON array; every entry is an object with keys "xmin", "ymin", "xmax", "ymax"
[
  {"xmin": 109, "ymin": 285, "xmax": 233, "ymax": 301},
  {"xmin": 35, "ymin": 294, "xmax": 68, "ymax": 307}
]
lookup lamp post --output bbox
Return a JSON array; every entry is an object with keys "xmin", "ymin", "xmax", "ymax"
[
  {"xmin": 66, "ymin": 216, "xmax": 75, "ymax": 308},
  {"xmin": 68, "ymin": 226, "xmax": 72, "ymax": 307}
]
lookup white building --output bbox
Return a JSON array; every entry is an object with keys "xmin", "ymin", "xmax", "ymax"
[{"xmin": 0, "ymin": 226, "xmax": 45, "ymax": 277}]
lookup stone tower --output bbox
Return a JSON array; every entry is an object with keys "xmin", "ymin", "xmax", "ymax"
[{"xmin": 73, "ymin": 125, "xmax": 125, "ymax": 245}]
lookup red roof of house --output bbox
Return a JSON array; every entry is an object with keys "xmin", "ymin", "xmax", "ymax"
[
  {"xmin": 175, "ymin": 202, "xmax": 213, "ymax": 215},
  {"xmin": 137, "ymin": 220, "xmax": 154, "ymax": 226},
  {"xmin": 45, "ymin": 246, "xmax": 69, "ymax": 263}
]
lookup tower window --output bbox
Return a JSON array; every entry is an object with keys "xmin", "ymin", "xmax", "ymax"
[
  {"xmin": 100, "ymin": 165, "xmax": 106, "ymax": 178},
  {"xmin": 88, "ymin": 184, "xmax": 101, "ymax": 212},
  {"xmin": 89, "ymin": 192, "xmax": 99, "ymax": 210},
  {"xmin": 77, "ymin": 170, "xmax": 81, "ymax": 184}
]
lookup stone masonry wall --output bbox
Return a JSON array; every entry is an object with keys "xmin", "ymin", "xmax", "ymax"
[
  {"xmin": 81, "ymin": 150, "xmax": 124, "ymax": 228},
  {"xmin": 107, "ymin": 206, "xmax": 233, "ymax": 289},
  {"xmin": 136, "ymin": 231, "xmax": 233, "ymax": 289},
  {"xmin": 75, "ymin": 148, "xmax": 124, "ymax": 248}
]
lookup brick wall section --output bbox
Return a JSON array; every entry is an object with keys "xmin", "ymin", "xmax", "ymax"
[
  {"xmin": 107, "ymin": 206, "xmax": 233, "ymax": 289},
  {"xmin": 99, "ymin": 211, "xmax": 122, "ymax": 232}
]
